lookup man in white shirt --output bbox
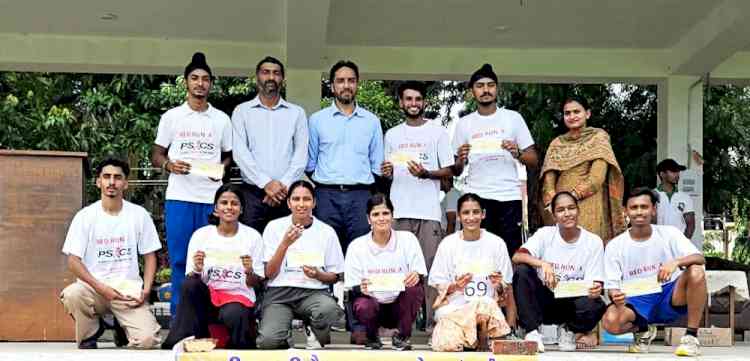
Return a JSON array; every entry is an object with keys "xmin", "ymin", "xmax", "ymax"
[
  {"xmin": 381, "ymin": 81, "xmax": 455, "ymax": 329},
  {"xmin": 151, "ymin": 52, "xmax": 233, "ymax": 315},
  {"xmin": 452, "ymin": 64, "xmax": 538, "ymax": 257},
  {"xmin": 655, "ymin": 158, "xmax": 696, "ymax": 239},
  {"xmin": 60, "ymin": 158, "xmax": 162, "ymax": 349},
  {"xmin": 602, "ymin": 188, "xmax": 706, "ymax": 357},
  {"xmin": 232, "ymin": 56, "xmax": 308, "ymax": 233}
]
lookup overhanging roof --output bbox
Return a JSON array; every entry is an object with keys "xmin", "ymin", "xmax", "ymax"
[{"xmin": 2, "ymin": 0, "xmax": 750, "ymax": 82}]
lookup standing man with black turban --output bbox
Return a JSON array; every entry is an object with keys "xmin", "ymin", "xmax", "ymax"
[
  {"xmin": 151, "ymin": 52, "xmax": 233, "ymax": 316},
  {"xmin": 452, "ymin": 64, "xmax": 538, "ymax": 257}
]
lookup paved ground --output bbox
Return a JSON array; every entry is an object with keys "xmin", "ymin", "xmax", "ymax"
[{"xmin": 1, "ymin": 341, "xmax": 749, "ymax": 361}]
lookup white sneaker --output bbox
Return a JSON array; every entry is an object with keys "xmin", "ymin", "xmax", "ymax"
[
  {"xmin": 627, "ymin": 324, "xmax": 657, "ymax": 353},
  {"xmin": 305, "ymin": 326, "xmax": 323, "ymax": 350},
  {"xmin": 524, "ymin": 330, "xmax": 545, "ymax": 353},
  {"xmin": 557, "ymin": 326, "xmax": 576, "ymax": 352},
  {"xmin": 674, "ymin": 334, "xmax": 700, "ymax": 357}
]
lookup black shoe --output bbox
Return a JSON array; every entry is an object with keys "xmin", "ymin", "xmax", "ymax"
[
  {"xmin": 365, "ymin": 338, "xmax": 383, "ymax": 350},
  {"xmin": 78, "ymin": 320, "xmax": 106, "ymax": 349},
  {"xmin": 391, "ymin": 335, "xmax": 412, "ymax": 351},
  {"xmin": 111, "ymin": 318, "xmax": 128, "ymax": 347}
]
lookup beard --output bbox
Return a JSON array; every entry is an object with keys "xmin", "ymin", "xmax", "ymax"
[
  {"xmin": 335, "ymin": 90, "xmax": 355, "ymax": 105},
  {"xmin": 260, "ymin": 80, "xmax": 279, "ymax": 96},
  {"xmin": 477, "ymin": 92, "xmax": 496, "ymax": 107}
]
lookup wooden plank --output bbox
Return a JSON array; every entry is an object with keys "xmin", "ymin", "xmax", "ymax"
[
  {"xmin": 0, "ymin": 152, "xmax": 84, "ymax": 340},
  {"xmin": 0, "ymin": 150, "xmax": 87, "ymax": 158}
]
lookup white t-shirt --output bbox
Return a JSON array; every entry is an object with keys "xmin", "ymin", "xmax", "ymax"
[
  {"xmin": 185, "ymin": 224, "xmax": 265, "ymax": 304},
  {"xmin": 520, "ymin": 226, "xmax": 604, "ymax": 283},
  {"xmin": 345, "ymin": 230, "xmax": 428, "ymax": 304},
  {"xmin": 154, "ymin": 103, "xmax": 233, "ymax": 204},
  {"xmin": 655, "ymin": 189, "xmax": 695, "ymax": 235},
  {"xmin": 429, "ymin": 230, "xmax": 513, "ymax": 313},
  {"xmin": 62, "ymin": 200, "xmax": 162, "ymax": 286},
  {"xmin": 262, "ymin": 215, "xmax": 344, "ymax": 289},
  {"xmin": 451, "ymin": 108, "xmax": 534, "ymax": 201},
  {"xmin": 385, "ymin": 121, "xmax": 455, "ymax": 221},
  {"xmin": 604, "ymin": 225, "xmax": 700, "ymax": 289},
  {"xmin": 440, "ymin": 188, "xmax": 461, "ymax": 232}
]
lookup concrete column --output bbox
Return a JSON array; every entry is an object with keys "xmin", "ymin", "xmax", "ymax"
[
  {"xmin": 657, "ymin": 76, "xmax": 704, "ymax": 246},
  {"xmin": 285, "ymin": 68, "xmax": 323, "ymax": 116}
]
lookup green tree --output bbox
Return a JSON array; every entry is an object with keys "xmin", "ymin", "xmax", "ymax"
[{"xmin": 704, "ymin": 85, "xmax": 750, "ymax": 263}]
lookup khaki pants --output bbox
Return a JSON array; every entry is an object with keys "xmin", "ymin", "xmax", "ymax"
[
  {"xmin": 60, "ymin": 282, "xmax": 162, "ymax": 348},
  {"xmin": 394, "ymin": 218, "xmax": 443, "ymax": 328}
]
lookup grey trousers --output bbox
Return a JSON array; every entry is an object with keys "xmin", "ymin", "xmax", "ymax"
[
  {"xmin": 256, "ymin": 289, "xmax": 345, "ymax": 349},
  {"xmin": 394, "ymin": 218, "xmax": 443, "ymax": 328}
]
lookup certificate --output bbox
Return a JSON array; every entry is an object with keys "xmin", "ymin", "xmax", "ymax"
[
  {"xmin": 389, "ymin": 151, "xmax": 416, "ymax": 168},
  {"xmin": 368, "ymin": 273, "xmax": 405, "ymax": 292},
  {"xmin": 469, "ymin": 138, "xmax": 504, "ymax": 155},
  {"xmin": 204, "ymin": 250, "xmax": 241, "ymax": 267},
  {"xmin": 104, "ymin": 279, "xmax": 142, "ymax": 299},
  {"xmin": 554, "ymin": 280, "xmax": 592, "ymax": 298},
  {"xmin": 286, "ymin": 250, "xmax": 325, "ymax": 268},
  {"xmin": 622, "ymin": 276, "xmax": 662, "ymax": 297},
  {"xmin": 188, "ymin": 160, "xmax": 224, "ymax": 179}
]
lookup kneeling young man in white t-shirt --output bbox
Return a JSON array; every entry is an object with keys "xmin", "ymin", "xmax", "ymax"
[
  {"xmin": 602, "ymin": 188, "xmax": 706, "ymax": 357},
  {"xmin": 60, "ymin": 159, "xmax": 162, "ymax": 349}
]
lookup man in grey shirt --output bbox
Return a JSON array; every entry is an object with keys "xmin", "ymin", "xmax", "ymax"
[{"xmin": 232, "ymin": 56, "xmax": 309, "ymax": 232}]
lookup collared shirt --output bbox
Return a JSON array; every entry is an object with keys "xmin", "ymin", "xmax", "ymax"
[
  {"xmin": 154, "ymin": 102, "xmax": 232, "ymax": 204},
  {"xmin": 306, "ymin": 103, "xmax": 384, "ymax": 185},
  {"xmin": 655, "ymin": 185, "xmax": 695, "ymax": 234},
  {"xmin": 231, "ymin": 96, "xmax": 308, "ymax": 188}
]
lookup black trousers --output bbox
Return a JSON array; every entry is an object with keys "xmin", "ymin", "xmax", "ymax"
[
  {"xmin": 479, "ymin": 198, "xmax": 522, "ymax": 257},
  {"xmin": 162, "ymin": 276, "xmax": 257, "ymax": 349},
  {"xmin": 239, "ymin": 183, "xmax": 291, "ymax": 234},
  {"xmin": 512, "ymin": 264, "xmax": 605, "ymax": 333}
]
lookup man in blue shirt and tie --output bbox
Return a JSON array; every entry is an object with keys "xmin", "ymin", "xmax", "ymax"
[{"xmin": 306, "ymin": 60, "xmax": 384, "ymax": 254}]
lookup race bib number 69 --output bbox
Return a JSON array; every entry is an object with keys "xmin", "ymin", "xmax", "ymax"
[{"xmin": 464, "ymin": 278, "xmax": 494, "ymax": 299}]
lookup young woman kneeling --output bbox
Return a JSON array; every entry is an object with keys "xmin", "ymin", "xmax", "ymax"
[
  {"xmin": 345, "ymin": 194, "xmax": 427, "ymax": 350},
  {"xmin": 256, "ymin": 180, "xmax": 346, "ymax": 349},
  {"xmin": 513, "ymin": 191, "xmax": 606, "ymax": 352},
  {"xmin": 429, "ymin": 193, "xmax": 516, "ymax": 351},
  {"xmin": 162, "ymin": 184, "xmax": 265, "ymax": 349}
]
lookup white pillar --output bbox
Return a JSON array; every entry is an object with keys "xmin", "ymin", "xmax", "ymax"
[
  {"xmin": 657, "ymin": 76, "xmax": 704, "ymax": 246},
  {"xmin": 285, "ymin": 68, "xmax": 323, "ymax": 116}
]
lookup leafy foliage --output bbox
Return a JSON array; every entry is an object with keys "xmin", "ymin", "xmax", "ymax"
[{"xmin": 702, "ymin": 85, "xmax": 750, "ymax": 263}]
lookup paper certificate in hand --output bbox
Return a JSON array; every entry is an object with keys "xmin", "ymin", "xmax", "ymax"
[
  {"xmin": 622, "ymin": 275, "xmax": 662, "ymax": 297},
  {"xmin": 469, "ymin": 138, "xmax": 504, "ymax": 155},
  {"xmin": 457, "ymin": 262, "xmax": 495, "ymax": 277},
  {"xmin": 554, "ymin": 280, "xmax": 592, "ymax": 298},
  {"xmin": 104, "ymin": 279, "xmax": 143, "ymax": 299},
  {"xmin": 188, "ymin": 160, "xmax": 224, "ymax": 179},
  {"xmin": 368, "ymin": 273, "xmax": 406, "ymax": 292},
  {"xmin": 204, "ymin": 250, "xmax": 241, "ymax": 267},
  {"xmin": 286, "ymin": 250, "xmax": 325, "ymax": 268},
  {"xmin": 389, "ymin": 151, "xmax": 416, "ymax": 168}
]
